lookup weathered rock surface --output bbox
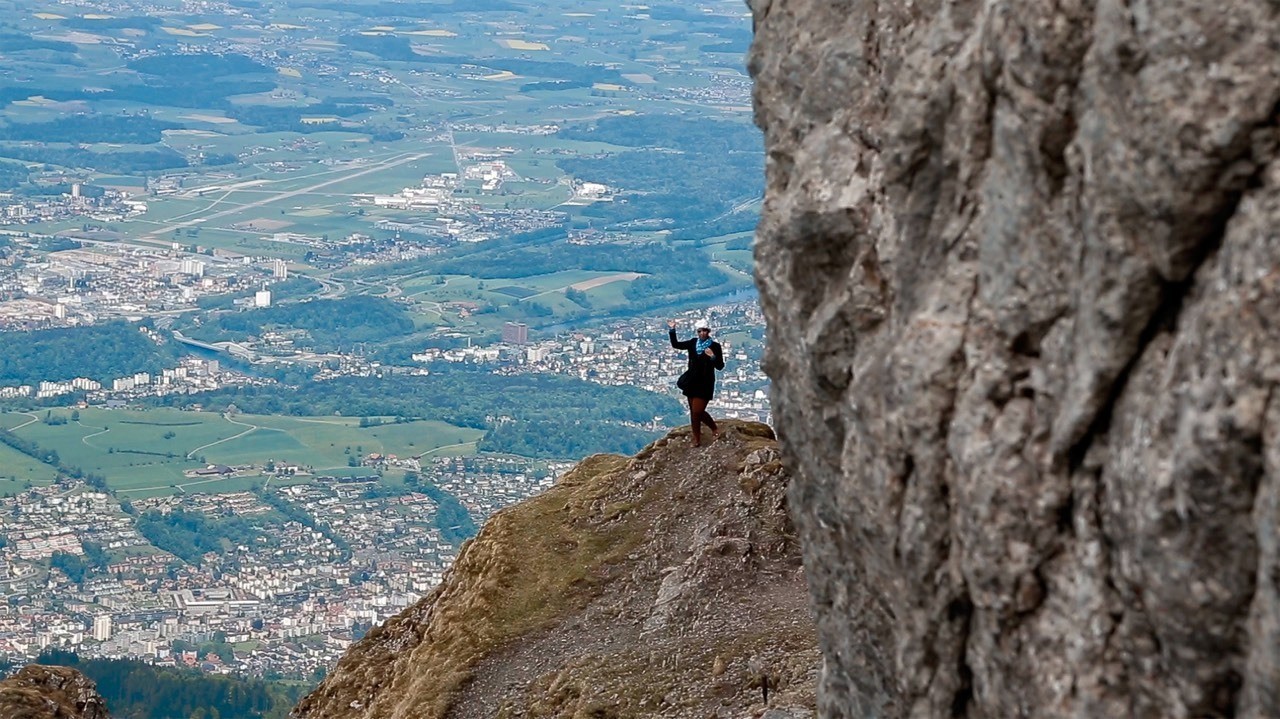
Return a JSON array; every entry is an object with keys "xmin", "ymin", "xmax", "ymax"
[
  {"xmin": 749, "ymin": 0, "xmax": 1280, "ymax": 716},
  {"xmin": 0, "ymin": 665, "xmax": 110, "ymax": 719},
  {"xmin": 292, "ymin": 421, "xmax": 818, "ymax": 719}
]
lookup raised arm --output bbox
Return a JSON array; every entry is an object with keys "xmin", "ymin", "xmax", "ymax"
[{"xmin": 667, "ymin": 320, "xmax": 694, "ymax": 350}]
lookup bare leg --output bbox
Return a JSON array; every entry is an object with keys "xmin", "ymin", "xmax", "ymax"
[
  {"xmin": 688, "ymin": 397, "xmax": 708, "ymax": 446},
  {"xmin": 700, "ymin": 405, "xmax": 719, "ymax": 438}
]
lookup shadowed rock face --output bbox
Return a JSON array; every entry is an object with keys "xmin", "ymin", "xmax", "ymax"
[
  {"xmin": 748, "ymin": 0, "xmax": 1279, "ymax": 716},
  {"xmin": 0, "ymin": 665, "xmax": 110, "ymax": 719}
]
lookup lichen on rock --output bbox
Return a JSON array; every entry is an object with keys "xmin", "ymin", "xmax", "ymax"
[{"xmin": 748, "ymin": 0, "xmax": 1280, "ymax": 716}]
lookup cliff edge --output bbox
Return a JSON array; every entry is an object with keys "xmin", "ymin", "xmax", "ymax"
[{"xmin": 292, "ymin": 420, "xmax": 818, "ymax": 719}]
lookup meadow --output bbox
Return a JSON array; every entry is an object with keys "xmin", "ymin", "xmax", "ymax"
[{"xmin": 0, "ymin": 408, "xmax": 481, "ymax": 498}]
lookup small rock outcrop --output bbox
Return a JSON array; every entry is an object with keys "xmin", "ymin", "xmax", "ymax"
[
  {"xmin": 293, "ymin": 421, "xmax": 818, "ymax": 719},
  {"xmin": 749, "ymin": 0, "xmax": 1279, "ymax": 717},
  {"xmin": 0, "ymin": 665, "xmax": 110, "ymax": 719}
]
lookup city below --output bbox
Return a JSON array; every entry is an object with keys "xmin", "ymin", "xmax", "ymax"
[{"xmin": 0, "ymin": 0, "xmax": 767, "ymax": 686}]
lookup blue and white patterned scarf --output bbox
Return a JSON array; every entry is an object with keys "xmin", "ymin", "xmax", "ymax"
[{"xmin": 696, "ymin": 337, "xmax": 714, "ymax": 355}]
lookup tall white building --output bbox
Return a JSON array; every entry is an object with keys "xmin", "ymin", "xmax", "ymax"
[
  {"xmin": 92, "ymin": 614, "xmax": 112, "ymax": 641},
  {"xmin": 271, "ymin": 259, "xmax": 288, "ymax": 279},
  {"xmin": 254, "ymin": 289, "xmax": 272, "ymax": 308},
  {"xmin": 181, "ymin": 259, "xmax": 206, "ymax": 277}
]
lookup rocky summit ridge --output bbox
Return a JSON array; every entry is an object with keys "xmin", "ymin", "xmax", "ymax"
[{"xmin": 292, "ymin": 420, "xmax": 818, "ymax": 719}]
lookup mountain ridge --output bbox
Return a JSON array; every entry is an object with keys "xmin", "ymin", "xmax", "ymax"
[{"xmin": 292, "ymin": 419, "xmax": 818, "ymax": 719}]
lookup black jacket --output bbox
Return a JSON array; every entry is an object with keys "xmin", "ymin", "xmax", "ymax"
[{"xmin": 670, "ymin": 329, "xmax": 725, "ymax": 400}]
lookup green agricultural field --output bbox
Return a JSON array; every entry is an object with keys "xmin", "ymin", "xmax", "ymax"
[
  {"xmin": 0, "ymin": 408, "xmax": 480, "ymax": 496},
  {"xmin": 0, "ymin": 411, "xmax": 40, "ymax": 431},
  {"xmin": 0, "ymin": 439, "xmax": 59, "ymax": 488}
]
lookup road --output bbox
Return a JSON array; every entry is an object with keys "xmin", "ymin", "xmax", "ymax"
[
  {"xmin": 6, "ymin": 412, "xmax": 40, "ymax": 432},
  {"xmin": 413, "ymin": 441, "xmax": 478, "ymax": 459},
  {"xmin": 185, "ymin": 414, "xmax": 259, "ymax": 460},
  {"xmin": 77, "ymin": 421, "xmax": 111, "ymax": 449}
]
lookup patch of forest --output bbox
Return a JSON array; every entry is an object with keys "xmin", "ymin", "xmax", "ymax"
[
  {"xmin": 33, "ymin": 648, "xmax": 305, "ymax": 719},
  {"xmin": 0, "ymin": 115, "xmax": 180, "ymax": 144},
  {"xmin": 0, "ymin": 145, "xmax": 188, "ymax": 174},
  {"xmin": 393, "ymin": 235, "xmax": 737, "ymax": 308},
  {"xmin": 347, "ymin": 225, "xmax": 746, "ymax": 327},
  {"xmin": 136, "ymin": 508, "xmax": 269, "ymax": 565},
  {"xmin": 180, "ymin": 295, "xmax": 414, "ymax": 352},
  {"xmin": 49, "ymin": 542, "xmax": 109, "ymax": 583},
  {"xmin": 401, "ymin": 475, "xmax": 477, "ymax": 543},
  {"xmin": 145, "ymin": 369, "xmax": 682, "ymax": 459},
  {"xmin": 0, "ymin": 321, "xmax": 182, "ymax": 386},
  {"xmin": 0, "ymin": 32, "xmax": 77, "ymax": 53},
  {"xmin": 0, "ymin": 159, "xmax": 27, "ymax": 191},
  {"xmin": 557, "ymin": 115, "xmax": 762, "ymax": 154},
  {"xmin": 556, "ymin": 149, "xmax": 761, "ymax": 229},
  {"xmin": 127, "ymin": 53, "xmax": 272, "ymax": 80},
  {"xmin": 553, "ymin": 115, "xmax": 762, "ymax": 232}
]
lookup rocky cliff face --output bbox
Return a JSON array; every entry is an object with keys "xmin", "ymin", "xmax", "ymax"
[
  {"xmin": 749, "ymin": 0, "xmax": 1279, "ymax": 716},
  {"xmin": 0, "ymin": 665, "xmax": 110, "ymax": 719},
  {"xmin": 292, "ymin": 421, "xmax": 818, "ymax": 719}
]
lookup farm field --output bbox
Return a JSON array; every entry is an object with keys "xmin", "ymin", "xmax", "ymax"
[
  {"xmin": 393, "ymin": 268, "xmax": 654, "ymax": 331},
  {"xmin": 0, "ymin": 440, "xmax": 59, "ymax": 492},
  {"xmin": 0, "ymin": 408, "xmax": 481, "ymax": 497}
]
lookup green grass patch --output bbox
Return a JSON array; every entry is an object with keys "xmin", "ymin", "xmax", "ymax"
[{"xmin": 0, "ymin": 409, "xmax": 481, "ymax": 496}]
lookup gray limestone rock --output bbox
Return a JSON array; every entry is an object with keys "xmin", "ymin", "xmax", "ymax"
[
  {"xmin": 0, "ymin": 665, "xmax": 111, "ymax": 719},
  {"xmin": 748, "ymin": 0, "xmax": 1280, "ymax": 716}
]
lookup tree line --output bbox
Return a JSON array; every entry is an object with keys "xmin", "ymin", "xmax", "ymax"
[
  {"xmin": 145, "ymin": 369, "xmax": 682, "ymax": 459},
  {"xmin": 0, "ymin": 320, "xmax": 180, "ymax": 386},
  {"xmin": 180, "ymin": 296, "xmax": 414, "ymax": 353},
  {"xmin": 403, "ymin": 473, "xmax": 477, "ymax": 544},
  {"xmin": 0, "ymin": 427, "xmax": 109, "ymax": 491},
  {"xmin": 35, "ymin": 648, "xmax": 303, "ymax": 719},
  {"xmin": 0, "ymin": 115, "xmax": 179, "ymax": 144},
  {"xmin": 136, "ymin": 509, "xmax": 267, "ymax": 565}
]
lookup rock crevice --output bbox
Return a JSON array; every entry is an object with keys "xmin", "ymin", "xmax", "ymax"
[{"xmin": 750, "ymin": 0, "xmax": 1280, "ymax": 716}]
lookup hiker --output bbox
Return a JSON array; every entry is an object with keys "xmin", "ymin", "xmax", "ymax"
[{"xmin": 668, "ymin": 317, "xmax": 725, "ymax": 447}]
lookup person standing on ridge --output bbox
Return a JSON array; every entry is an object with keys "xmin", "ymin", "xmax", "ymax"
[{"xmin": 668, "ymin": 317, "xmax": 725, "ymax": 447}]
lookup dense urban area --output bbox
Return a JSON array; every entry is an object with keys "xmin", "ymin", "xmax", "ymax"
[{"xmin": 0, "ymin": 0, "xmax": 767, "ymax": 702}]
